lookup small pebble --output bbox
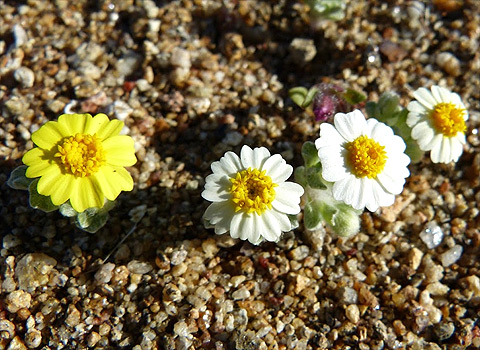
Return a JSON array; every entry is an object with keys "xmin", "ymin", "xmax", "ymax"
[
  {"xmin": 5, "ymin": 290, "xmax": 31, "ymax": 313},
  {"xmin": 232, "ymin": 287, "xmax": 251, "ymax": 300},
  {"xmin": 14, "ymin": 67, "xmax": 35, "ymax": 88},
  {"xmin": 420, "ymin": 222, "xmax": 444, "ymax": 249},
  {"xmin": 440, "ymin": 245, "xmax": 463, "ymax": 267},
  {"xmin": 289, "ymin": 38, "xmax": 317, "ymax": 64},
  {"xmin": 94, "ymin": 263, "xmax": 115, "ymax": 284},
  {"xmin": 436, "ymin": 52, "xmax": 461, "ymax": 76},
  {"xmin": 289, "ymin": 245, "xmax": 310, "ymax": 261},
  {"xmin": 345, "ymin": 304, "xmax": 360, "ymax": 323},
  {"xmin": 127, "ymin": 260, "xmax": 153, "ymax": 275},
  {"xmin": 24, "ymin": 329, "xmax": 42, "ymax": 348},
  {"xmin": 15, "ymin": 253, "xmax": 57, "ymax": 291}
]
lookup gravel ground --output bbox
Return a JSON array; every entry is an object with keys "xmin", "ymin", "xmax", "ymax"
[{"xmin": 1, "ymin": 0, "xmax": 480, "ymax": 349}]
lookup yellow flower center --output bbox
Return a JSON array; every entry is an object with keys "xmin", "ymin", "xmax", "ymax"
[
  {"xmin": 431, "ymin": 102, "xmax": 466, "ymax": 137},
  {"xmin": 55, "ymin": 133, "xmax": 106, "ymax": 177},
  {"xmin": 229, "ymin": 168, "xmax": 277, "ymax": 215},
  {"xmin": 346, "ymin": 135, "xmax": 387, "ymax": 179}
]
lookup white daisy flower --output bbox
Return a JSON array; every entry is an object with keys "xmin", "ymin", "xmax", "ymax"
[
  {"xmin": 407, "ymin": 85, "xmax": 468, "ymax": 163},
  {"xmin": 315, "ymin": 110, "xmax": 410, "ymax": 212},
  {"xmin": 201, "ymin": 145, "xmax": 304, "ymax": 245}
]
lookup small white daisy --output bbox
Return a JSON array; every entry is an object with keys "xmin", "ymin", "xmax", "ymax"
[
  {"xmin": 407, "ymin": 85, "xmax": 468, "ymax": 163},
  {"xmin": 202, "ymin": 145, "xmax": 304, "ymax": 245},
  {"xmin": 315, "ymin": 110, "xmax": 410, "ymax": 212}
]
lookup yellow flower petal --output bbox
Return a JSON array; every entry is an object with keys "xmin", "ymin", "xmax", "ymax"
[
  {"xmin": 36, "ymin": 166, "xmax": 63, "ymax": 197},
  {"xmin": 93, "ymin": 166, "xmax": 133, "ymax": 201},
  {"xmin": 69, "ymin": 177, "xmax": 104, "ymax": 212},
  {"xmin": 92, "ymin": 168, "xmax": 120, "ymax": 201},
  {"xmin": 83, "ymin": 113, "xmax": 109, "ymax": 136},
  {"xmin": 25, "ymin": 160, "xmax": 58, "ymax": 179},
  {"xmin": 57, "ymin": 113, "xmax": 91, "ymax": 135},
  {"xmin": 97, "ymin": 119, "xmax": 124, "ymax": 140},
  {"xmin": 49, "ymin": 173, "xmax": 75, "ymax": 206},
  {"xmin": 103, "ymin": 135, "xmax": 137, "ymax": 166},
  {"xmin": 23, "ymin": 148, "xmax": 57, "ymax": 178},
  {"xmin": 31, "ymin": 120, "xmax": 69, "ymax": 150}
]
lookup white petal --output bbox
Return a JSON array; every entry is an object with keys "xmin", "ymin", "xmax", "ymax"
[
  {"xmin": 367, "ymin": 119, "xmax": 395, "ymax": 146},
  {"xmin": 272, "ymin": 182, "xmax": 303, "ymax": 214},
  {"xmin": 422, "ymin": 133, "xmax": 443, "ymax": 154},
  {"xmin": 318, "ymin": 146, "xmax": 350, "ymax": 182},
  {"xmin": 241, "ymin": 145, "xmax": 270, "ymax": 169},
  {"xmin": 333, "ymin": 176, "xmax": 362, "ymax": 210},
  {"xmin": 257, "ymin": 210, "xmax": 282, "ymax": 242},
  {"xmin": 202, "ymin": 186, "xmax": 231, "ymax": 202},
  {"xmin": 334, "ymin": 110, "xmax": 366, "ymax": 141},
  {"xmin": 203, "ymin": 202, "xmax": 235, "ymax": 234},
  {"xmin": 407, "ymin": 100, "xmax": 427, "ymax": 115},
  {"xmin": 368, "ymin": 181, "xmax": 394, "ymax": 211},
  {"xmin": 376, "ymin": 168, "xmax": 407, "ymax": 195},
  {"xmin": 262, "ymin": 154, "xmax": 292, "ymax": 183},
  {"xmin": 450, "ymin": 137, "xmax": 464, "ymax": 162},
  {"xmin": 211, "ymin": 151, "xmax": 242, "ymax": 177},
  {"xmin": 316, "ymin": 123, "xmax": 345, "ymax": 148},
  {"xmin": 413, "ymin": 87, "xmax": 436, "ymax": 109},
  {"xmin": 269, "ymin": 209, "xmax": 293, "ymax": 232},
  {"xmin": 411, "ymin": 121, "xmax": 435, "ymax": 151},
  {"xmin": 431, "ymin": 85, "xmax": 452, "ymax": 104},
  {"xmin": 430, "ymin": 136, "xmax": 449, "ymax": 163},
  {"xmin": 455, "ymin": 132, "xmax": 466, "ymax": 145},
  {"xmin": 230, "ymin": 212, "xmax": 258, "ymax": 242}
]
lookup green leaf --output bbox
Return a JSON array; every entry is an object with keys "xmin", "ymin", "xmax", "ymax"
[
  {"xmin": 7, "ymin": 165, "xmax": 34, "ymax": 190},
  {"xmin": 343, "ymin": 88, "xmax": 366, "ymax": 105},
  {"xmin": 289, "ymin": 87, "xmax": 308, "ymax": 108},
  {"xmin": 308, "ymin": 0, "xmax": 346, "ymax": 21},
  {"xmin": 294, "ymin": 166, "xmax": 307, "ymax": 187},
  {"xmin": 75, "ymin": 207, "xmax": 109, "ymax": 233},
  {"xmin": 306, "ymin": 164, "xmax": 327, "ymax": 189},
  {"xmin": 59, "ymin": 203, "xmax": 77, "ymax": 217},
  {"xmin": 365, "ymin": 101, "xmax": 378, "ymax": 119},
  {"xmin": 304, "ymin": 201, "xmax": 324, "ymax": 231},
  {"xmin": 302, "ymin": 86, "xmax": 319, "ymax": 108},
  {"xmin": 404, "ymin": 138, "xmax": 424, "ymax": 164},
  {"xmin": 301, "ymin": 141, "xmax": 320, "ymax": 168},
  {"xmin": 377, "ymin": 92, "xmax": 400, "ymax": 116},
  {"xmin": 288, "ymin": 214, "xmax": 299, "ymax": 230},
  {"xmin": 28, "ymin": 179, "xmax": 59, "ymax": 212},
  {"xmin": 330, "ymin": 203, "xmax": 361, "ymax": 237}
]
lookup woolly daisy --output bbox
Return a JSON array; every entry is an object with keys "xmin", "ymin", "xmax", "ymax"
[
  {"xmin": 202, "ymin": 145, "xmax": 304, "ymax": 245},
  {"xmin": 315, "ymin": 110, "xmax": 410, "ymax": 212},
  {"xmin": 22, "ymin": 113, "xmax": 137, "ymax": 212},
  {"xmin": 407, "ymin": 85, "xmax": 468, "ymax": 163}
]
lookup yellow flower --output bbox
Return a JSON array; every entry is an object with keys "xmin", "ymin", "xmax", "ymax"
[{"xmin": 22, "ymin": 113, "xmax": 137, "ymax": 212}]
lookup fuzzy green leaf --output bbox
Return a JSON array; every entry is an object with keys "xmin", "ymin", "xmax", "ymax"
[
  {"xmin": 304, "ymin": 201, "xmax": 324, "ymax": 231},
  {"xmin": 28, "ymin": 179, "xmax": 59, "ymax": 212},
  {"xmin": 301, "ymin": 141, "xmax": 320, "ymax": 168},
  {"xmin": 7, "ymin": 165, "xmax": 34, "ymax": 190},
  {"xmin": 343, "ymin": 88, "xmax": 366, "ymax": 105},
  {"xmin": 59, "ymin": 203, "xmax": 77, "ymax": 217},
  {"xmin": 302, "ymin": 86, "xmax": 319, "ymax": 108},
  {"xmin": 294, "ymin": 166, "xmax": 307, "ymax": 187},
  {"xmin": 288, "ymin": 214, "xmax": 299, "ymax": 230},
  {"xmin": 76, "ymin": 207, "xmax": 109, "ymax": 233},
  {"xmin": 289, "ymin": 87, "xmax": 309, "ymax": 108},
  {"xmin": 306, "ymin": 164, "xmax": 327, "ymax": 189},
  {"xmin": 330, "ymin": 203, "xmax": 361, "ymax": 237}
]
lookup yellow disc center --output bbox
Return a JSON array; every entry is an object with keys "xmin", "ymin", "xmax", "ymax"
[
  {"xmin": 346, "ymin": 135, "xmax": 387, "ymax": 179},
  {"xmin": 229, "ymin": 168, "xmax": 277, "ymax": 215},
  {"xmin": 431, "ymin": 102, "xmax": 466, "ymax": 137},
  {"xmin": 55, "ymin": 133, "xmax": 106, "ymax": 177}
]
